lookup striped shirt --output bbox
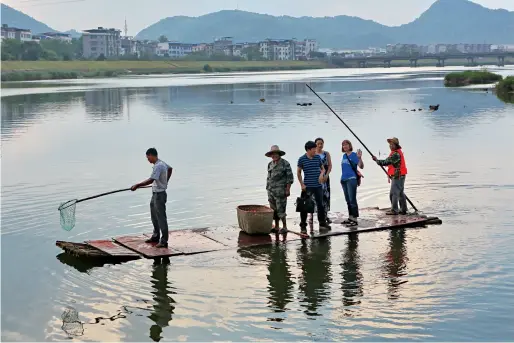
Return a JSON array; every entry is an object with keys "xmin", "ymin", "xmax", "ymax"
[{"xmin": 297, "ymin": 154, "xmax": 323, "ymax": 188}]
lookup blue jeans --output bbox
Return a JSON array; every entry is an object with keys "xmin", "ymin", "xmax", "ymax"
[{"xmin": 341, "ymin": 178, "xmax": 359, "ymax": 218}]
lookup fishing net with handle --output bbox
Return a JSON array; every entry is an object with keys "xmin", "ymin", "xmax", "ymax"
[
  {"xmin": 58, "ymin": 186, "xmax": 151, "ymax": 231},
  {"xmin": 58, "ymin": 200, "xmax": 77, "ymax": 231}
]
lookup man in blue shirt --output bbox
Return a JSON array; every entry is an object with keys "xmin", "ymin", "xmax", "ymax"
[
  {"xmin": 297, "ymin": 141, "xmax": 331, "ymax": 231},
  {"xmin": 131, "ymin": 148, "xmax": 173, "ymax": 248}
]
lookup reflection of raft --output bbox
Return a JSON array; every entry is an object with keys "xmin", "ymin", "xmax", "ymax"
[{"xmin": 56, "ymin": 207, "xmax": 442, "ymax": 262}]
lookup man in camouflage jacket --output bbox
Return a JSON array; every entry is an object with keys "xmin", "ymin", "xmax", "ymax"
[{"xmin": 265, "ymin": 145, "xmax": 294, "ymax": 233}]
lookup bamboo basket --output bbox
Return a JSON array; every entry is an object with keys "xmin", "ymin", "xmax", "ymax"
[{"xmin": 236, "ymin": 205, "xmax": 274, "ymax": 235}]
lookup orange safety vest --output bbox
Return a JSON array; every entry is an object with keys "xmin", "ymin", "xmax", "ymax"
[{"xmin": 387, "ymin": 149, "xmax": 408, "ymax": 176}]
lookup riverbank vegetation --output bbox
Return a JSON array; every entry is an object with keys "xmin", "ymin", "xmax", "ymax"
[
  {"xmin": 444, "ymin": 70, "xmax": 503, "ymax": 87},
  {"xmin": 495, "ymin": 76, "xmax": 514, "ymax": 103},
  {"xmin": 1, "ymin": 60, "xmax": 329, "ymax": 81}
]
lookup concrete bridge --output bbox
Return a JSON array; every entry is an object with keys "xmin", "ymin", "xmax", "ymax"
[{"xmin": 332, "ymin": 52, "xmax": 514, "ymax": 68}]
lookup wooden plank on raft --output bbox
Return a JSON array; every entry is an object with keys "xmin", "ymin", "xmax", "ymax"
[
  {"xmin": 113, "ymin": 235, "xmax": 183, "ymax": 258},
  {"xmin": 85, "ymin": 239, "xmax": 140, "ymax": 257},
  {"xmin": 143, "ymin": 230, "xmax": 229, "ymax": 255},
  {"xmin": 194, "ymin": 226, "xmax": 300, "ymax": 249},
  {"xmin": 291, "ymin": 207, "xmax": 436, "ymax": 239}
]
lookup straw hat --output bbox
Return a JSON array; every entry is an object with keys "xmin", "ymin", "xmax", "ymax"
[
  {"xmin": 387, "ymin": 137, "xmax": 402, "ymax": 149},
  {"xmin": 265, "ymin": 145, "xmax": 286, "ymax": 157}
]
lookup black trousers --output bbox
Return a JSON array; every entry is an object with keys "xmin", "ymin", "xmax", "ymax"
[{"xmin": 300, "ymin": 187, "xmax": 326, "ymax": 225}]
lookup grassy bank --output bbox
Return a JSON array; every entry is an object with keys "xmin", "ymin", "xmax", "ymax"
[
  {"xmin": 1, "ymin": 60, "xmax": 329, "ymax": 81},
  {"xmin": 444, "ymin": 70, "xmax": 503, "ymax": 87},
  {"xmin": 495, "ymin": 76, "xmax": 514, "ymax": 104}
]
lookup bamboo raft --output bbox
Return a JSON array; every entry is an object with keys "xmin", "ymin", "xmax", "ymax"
[{"xmin": 56, "ymin": 207, "xmax": 442, "ymax": 262}]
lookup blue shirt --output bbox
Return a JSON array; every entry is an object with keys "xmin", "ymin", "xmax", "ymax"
[
  {"xmin": 298, "ymin": 154, "xmax": 322, "ymax": 188},
  {"xmin": 341, "ymin": 152, "xmax": 359, "ymax": 181}
]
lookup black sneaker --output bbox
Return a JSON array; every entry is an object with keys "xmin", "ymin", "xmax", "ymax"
[
  {"xmin": 319, "ymin": 222, "xmax": 331, "ymax": 230},
  {"xmin": 145, "ymin": 238, "xmax": 159, "ymax": 243},
  {"xmin": 155, "ymin": 243, "xmax": 168, "ymax": 248}
]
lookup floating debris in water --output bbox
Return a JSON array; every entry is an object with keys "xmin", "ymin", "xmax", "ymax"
[
  {"xmin": 61, "ymin": 307, "xmax": 84, "ymax": 337},
  {"xmin": 296, "ymin": 103, "xmax": 312, "ymax": 106}
]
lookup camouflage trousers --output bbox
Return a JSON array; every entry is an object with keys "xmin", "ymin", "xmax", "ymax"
[{"xmin": 267, "ymin": 190, "xmax": 288, "ymax": 220}]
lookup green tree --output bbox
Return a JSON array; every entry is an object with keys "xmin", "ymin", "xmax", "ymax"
[
  {"xmin": 73, "ymin": 36, "xmax": 83, "ymax": 58},
  {"xmin": 158, "ymin": 35, "xmax": 168, "ymax": 43},
  {"xmin": 41, "ymin": 49, "xmax": 59, "ymax": 61},
  {"xmin": 309, "ymin": 51, "xmax": 326, "ymax": 59},
  {"xmin": 21, "ymin": 42, "xmax": 44, "ymax": 60},
  {"xmin": 1, "ymin": 39, "xmax": 22, "ymax": 60},
  {"xmin": 40, "ymin": 39, "xmax": 75, "ymax": 60},
  {"xmin": 242, "ymin": 46, "xmax": 263, "ymax": 61}
]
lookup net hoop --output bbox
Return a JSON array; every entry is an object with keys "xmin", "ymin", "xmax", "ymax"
[{"xmin": 59, "ymin": 199, "xmax": 77, "ymax": 211}]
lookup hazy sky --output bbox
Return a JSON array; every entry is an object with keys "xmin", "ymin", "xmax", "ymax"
[{"xmin": 3, "ymin": 0, "xmax": 514, "ymax": 35}]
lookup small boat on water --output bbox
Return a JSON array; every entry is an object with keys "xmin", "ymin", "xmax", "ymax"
[{"xmin": 56, "ymin": 207, "xmax": 442, "ymax": 262}]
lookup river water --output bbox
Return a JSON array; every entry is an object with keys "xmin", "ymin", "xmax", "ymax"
[{"xmin": 1, "ymin": 66, "xmax": 514, "ymax": 341}]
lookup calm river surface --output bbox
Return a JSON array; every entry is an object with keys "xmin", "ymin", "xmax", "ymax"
[{"xmin": 1, "ymin": 66, "xmax": 514, "ymax": 341}]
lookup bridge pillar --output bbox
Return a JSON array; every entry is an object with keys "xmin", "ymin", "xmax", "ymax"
[
  {"xmin": 437, "ymin": 58, "xmax": 446, "ymax": 67},
  {"xmin": 466, "ymin": 56, "xmax": 476, "ymax": 66},
  {"xmin": 498, "ymin": 56, "xmax": 505, "ymax": 67},
  {"xmin": 409, "ymin": 59, "xmax": 418, "ymax": 67},
  {"xmin": 384, "ymin": 60, "xmax": 391, "ymax": 68}
]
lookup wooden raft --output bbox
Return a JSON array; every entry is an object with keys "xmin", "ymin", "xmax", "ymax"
[{"xmin": 56, "ymin": 207, "xmax": 442, "ymax": 260}]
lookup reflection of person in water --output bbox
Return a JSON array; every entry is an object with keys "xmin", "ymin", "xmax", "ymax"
[
  {"xmin": 383, "ymin": 229, "xmax": 408, "ymax": 300},
  {"xmin": 296, "ymin": 238, "xmax": 332, "ymax": 317},
  {"xmin": 266, "ymin": 242, "xmax": 294, "ymax": 316},
  {"xmin": 149, "ymin": 257, "xmax": 175, "ymax": 342},
  {"xmin": 341, "ymin": 233, "xmax": 364, "ymax": 313}
]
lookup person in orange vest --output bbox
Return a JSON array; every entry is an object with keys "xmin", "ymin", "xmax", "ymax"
[{"xmin": 372, "ymin": 137, "xmax": 408, "ymax": 215}]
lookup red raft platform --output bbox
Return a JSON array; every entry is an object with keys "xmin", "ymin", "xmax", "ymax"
[{"xmin": 56, "ymin": 207, "xmax": 442, "ymax": 261}]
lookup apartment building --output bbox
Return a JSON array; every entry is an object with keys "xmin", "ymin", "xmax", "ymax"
[
  {"xmin": 82, "ymin": 27, "xmax": 121, "ymax": 58},
  {"xmin": 156, "ymin": 42, "xmax": 194, "ymax": 58},
  {"xmin": 1, "ymin": 24, "xmax": 32, "ymax": 42}
]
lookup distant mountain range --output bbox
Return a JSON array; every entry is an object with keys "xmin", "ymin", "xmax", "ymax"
[
  {"xmin": 0, "ymin": 3, "xmax": 81, "ymax": 38},
  {"xmin": 135, "ymin": 0, "xmax": 514, "ymax": 48},
  {"xmin": 2, "ymin": 0, "xmax": 514, "ymax": 48},
  {"xmin": 1, "ymin": 3, "xmax": 55, "ymax": 34}
]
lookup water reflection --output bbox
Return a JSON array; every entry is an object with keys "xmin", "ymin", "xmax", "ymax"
[
  {"xmin": 341, "ymin": 233, "xmax": 364, "ymax": 315},
  {"xmin": 149, "ymin": 257, "xmax": 175, "ymax": 342},
  {"xmin": 0, "ymin": 92, "xmax": 83, "ymax": 139},
  {"xmin": 146, "ymin": 83, "xmax": 306, "ymax": 126},
  {"xmin": 266, "ymin": 242, "xmax": 294, "ymax": 318},
  {"xmin": 55, "ymin": 252, "xmax": 111, "ymax": 274},
  {"xmin": 296, "ymin": 238, "xmax": 332, "ymax": 317},
  {"xmin": 382, "ymin": 229, "xmax": 408, "ymax": 300},
  {"xmin": 2, "ymin": 76, "xmax": 510, "ymax": 141},
  {"xmin": 84, "ymin": 88, "xmax": 124, "ymax": 121},
  {"xmin": 497, "ymin": 91, "xmax": 514, "ymax": 104}
]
